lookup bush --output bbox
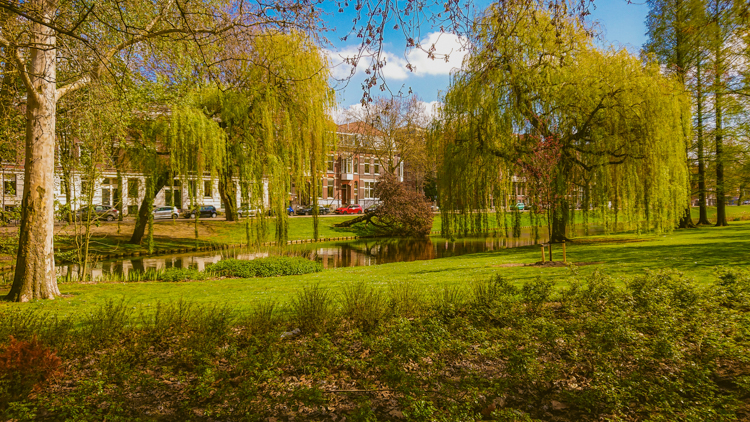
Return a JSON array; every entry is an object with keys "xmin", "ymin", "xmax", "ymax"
[
  {"xmin": 340, "ymin": 282, "xmax": 387, "ymax": 332},
  {"xmin": 208, "ymin": 257, "xmax": 323, "ymax": 278},
  {"xmin": 291, "ymin": 284, "xmax": 336, "ymax": 333},
  {"xmin": 371, "ymin": 172, "xmax": 434, "ymax": 237},
  {"xmin": 0, "ymin": 336, "xmax": 62, "ymax": 408}
]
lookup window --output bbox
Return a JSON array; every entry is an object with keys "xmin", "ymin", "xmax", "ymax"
[
  {"xmin": 374, "ymin": 161, "xmax": 380, "ymax": 175},
  {"xmin": 128, "ymin": 179, "xmax": 139, "ymax": 198},
  {"xmin": 204, "ymin": 180, "xmax": 212, "ymax": 197},
  {"xmin": 188, "ymin": 181, "xmax": 197, "ymax": 198},
  {"xmin": 3, "ymin": 176, "xmax": 17, "ymax": 197},
  {"xmin": 102, "ymin": 178, "xmax": 110, "ymax": 185},
  {"xmin": 102, "ymin": 188, "xmax": 111, "ymax": 206},
  {"xmin": 354, "ymin": 158, "xmax": 358, "ymax": 174},
  {"xmin": 343, "ymin": 157, "xmax": 353, "ymax": 173},
  {"xmin": 327, "ymin": 155, "xmax": 335, "ymax": 172},
  {"xmin": 354, "ymin": 181, "xmax": 358, "ymax": 203},
  {"xmin": 363, "ymin": 181, "xmax": 376, "ymax": 199},
  {"xmin": 327, "ymin": 179, "xmax": 334, "ymax": 198},
  {"xmin": 364, "ymin": 161, "xmax": 370, "ymax": 174}
]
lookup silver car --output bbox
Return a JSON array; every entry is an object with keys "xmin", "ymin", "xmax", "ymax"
[{"xmin": 153, "ymin": 206, "xmax": 180, "ymax": 219}]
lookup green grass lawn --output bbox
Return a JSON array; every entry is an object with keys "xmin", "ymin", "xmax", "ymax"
[{"xmin": 3, "ymin": 220, "xmax": 748, "ymax": 321}]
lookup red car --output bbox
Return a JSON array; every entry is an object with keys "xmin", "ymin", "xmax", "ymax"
[{"xmin": 335, "ymin": 204, "xmax": 364, "ymax": 214}]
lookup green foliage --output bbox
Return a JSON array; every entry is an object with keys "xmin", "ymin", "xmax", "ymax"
[
  {"xmin": 208, "ymin": 257, "xmax": 323, "ymax": 278},
  {"xmin": 339, "ymin": 282, "xmax": 388, "ymax": 332},
  {"xmin": 290, "ymin": 284, "xmax": 335, "ymax": 333},
  {"xmin": 435, "ymin": 3, "xmax": 691, "ymax": 239}
]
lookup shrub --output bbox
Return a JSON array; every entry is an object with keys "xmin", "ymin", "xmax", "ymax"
[
  {"xmin": 291, "ymin": 284, "xmax": 336, "ymax": 333},
  {"xmin": 370, "ymin": 172, "xmax": 434, "ymax": 237},
  {"xmin": 714, "ymin": 267, "xmax": 750, "ymax": 309},
  {"xmin": 0, "ymin": 336, "xmax": 62, "ymax": 408},
  {"xmin": 340, "ymin": 281, "xmax": 388, "ymax": 332},
  {"xmin": 208, "ymin": 257, "xmax": 323, "ymax": 278}
]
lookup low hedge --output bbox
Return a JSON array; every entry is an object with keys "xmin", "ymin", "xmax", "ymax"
[{"xmin": 208, "ymin": 257, "xmax": 323, "ymax": 278}]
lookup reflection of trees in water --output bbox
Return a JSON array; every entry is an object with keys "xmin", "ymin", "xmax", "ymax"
[{"xmin": 54, "ymin": 226, "xmax": 606, "ymax": 277}]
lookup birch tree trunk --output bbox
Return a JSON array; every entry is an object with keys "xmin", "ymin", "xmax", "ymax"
[{"xmin": 6, "ymin": 3, "xmax": 60, "ymax": 301}]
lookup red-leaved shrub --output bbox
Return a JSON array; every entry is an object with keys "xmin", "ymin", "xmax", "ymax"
[{"xmin": 0, "ymin": 336, "xmax": 63, "ymax": 402}]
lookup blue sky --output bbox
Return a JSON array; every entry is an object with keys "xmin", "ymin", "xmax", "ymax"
[{"xmin": 326, "ymin": 0, "xmax": 650, "ymax": 121}]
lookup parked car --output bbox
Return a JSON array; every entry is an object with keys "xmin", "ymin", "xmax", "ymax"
[
  {"xmin": 153, "ymin": 206, "xmax": 179, "ymax": 219},
  {"xmin": 335, "ymin": 204, "xmax": 364, "ymax": 214},
  {"xmin": 75, "ymin": 205, "xmax": 119, "ymax": 222},
  {"xmin": 511, "ymin": 202, "xmax": 525, "ymax": 211},
  {"xmin": 266, "ymin": 205, "xmax": 295, "ymax": 216},
  {"xmin": 744, "ymin": 200, "xmax": 750, "ymax": 205},
  {"xmin": 182, "ymin": 205, "xmax": 217, "ymax": 219},
  {"xmin": 296, "ymin": 205, "xmax": 330, "ymax": 215},
  {"xmin": 237, "ymin": 206, "xmax": 261, "ymax": 218},
  {"xmin": 365, "ymin": 204, "xmax": 379, "ymax": 213}
]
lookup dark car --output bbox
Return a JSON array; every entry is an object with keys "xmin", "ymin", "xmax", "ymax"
[
  {"xmin": 296, "ymin": 205, "xmax": 330, "ymax": 215},
  {"xmin": 365, "ymin": 204, "xmax": 379, "ymax": 213},
  {"xmin": 182, "ymin": 205, "xmax": 217, "ymax": 219},
  {"xmin": 75, "ymin": 205, "xmax": 119, "ymax": 222}
]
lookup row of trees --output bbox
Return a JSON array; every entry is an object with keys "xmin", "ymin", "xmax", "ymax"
[
  {"xmin": 0, "ymin": 0, "xmax": 339, "ymax": 302},
  {"xmin": 645, "ymin": 0, "xmax": 750, "ymax": 227}
]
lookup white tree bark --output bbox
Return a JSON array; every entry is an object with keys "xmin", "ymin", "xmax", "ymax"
[{"xmin": 6, "ymin": 0, "xmax": 61, "ymax": 301}]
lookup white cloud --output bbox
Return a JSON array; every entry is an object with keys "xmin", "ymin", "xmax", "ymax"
[
  {"xmin": 326, "ymin": 32, "xmax": 469, "ymax": 82},
  {"xmin": 331, "ymin": 101, "xmax": 444, "ymax": 125},
  {"xmin": 404, "ymin": 32, "xmax": 469, "ymax": 76}
]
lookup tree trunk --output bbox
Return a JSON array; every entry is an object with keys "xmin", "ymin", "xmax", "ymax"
[
  {"xmin": 714, "ymin": 59, "xmax": 727, "ymax": 226},
  {"xmin": 550, "ymin": 200, "xmax": 570, "ymax": 243},
  {"xmin": 219, "ymin": 169, "xmax": 237, "ymax": 222},
  {"xmin": 129, "ymin": 173, "xmax": 168, "ymax": 244},
  {"xmin": 6, "ymin": 10, "xmax": 60, "ymax": 302},
  {"xmin": 696, "ymin": 57, "xmax": 710, "ymax": 225}
]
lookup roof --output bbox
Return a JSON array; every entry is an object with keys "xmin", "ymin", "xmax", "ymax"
[{"xmin": 336, "ymin": 121, "xmax": 383, "ymax": 137}]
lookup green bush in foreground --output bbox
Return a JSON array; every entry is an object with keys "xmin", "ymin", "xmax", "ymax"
[
  {"xmin": 208, "ymin": 257, "xmax": 323, "ymax": 278},
  {"xmin": 1, "ymin": 268, "xmax": 749, "ymax": 421}
]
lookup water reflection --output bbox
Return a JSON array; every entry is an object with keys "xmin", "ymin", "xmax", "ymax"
[{"xmin": 58, "ymin": 226, "xmax": 603, "ymax": 280}]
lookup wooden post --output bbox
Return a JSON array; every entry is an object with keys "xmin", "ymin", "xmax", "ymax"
[
  {"xmin": 563, "ymin": 240, "xmax": 567, "ymax": 263},
  {"xmin": 541, "ymin": 245, "xmax": 546, "ymax": 263}
]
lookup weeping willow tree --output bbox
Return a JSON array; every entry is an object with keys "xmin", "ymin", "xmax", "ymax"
[
  {"xmin": 433, "ymin": 1, "xmax": 691, "ymax": 242},
  {"xmin": 197, "ymin": 30, "xmax": 336, "ymax": 244},
  {"xmin": 169, "ymin": 104, "xmax": 226, "ymax": 241}
]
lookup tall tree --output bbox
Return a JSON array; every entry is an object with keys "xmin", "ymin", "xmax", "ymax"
[
  {"xmin": 343, "ymin": 96, "xmax": 430, "ymax": 179},
  {"xmin": 435, "ymin": 2, "xmax": 691, "ymax": 241},
  {"xmin": 645, "ymin": 0, "xmax": 707, "ymax": 227},
  {"xmin": 707, "ymin": 0, "xmax": 743, "ymax": 226}
]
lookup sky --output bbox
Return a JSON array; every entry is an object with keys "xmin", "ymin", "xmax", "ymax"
[{"xmin": 325, "ymin": 0, "xmax": 651, "ymax": 123}]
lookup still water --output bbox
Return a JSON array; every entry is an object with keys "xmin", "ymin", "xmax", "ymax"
[{"xmin": 58, "ymin": 226, "xmax": 604, "ymax": 280}]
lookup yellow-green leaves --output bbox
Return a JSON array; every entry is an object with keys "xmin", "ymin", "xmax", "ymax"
[{"xmin": 434, "ymin": 2, "xmax": 691, "ymax": 238}]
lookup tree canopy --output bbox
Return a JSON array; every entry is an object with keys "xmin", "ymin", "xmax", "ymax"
[{"xmin": 434, "ymin": 3, "xmax": 691, "ymax": 241}]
